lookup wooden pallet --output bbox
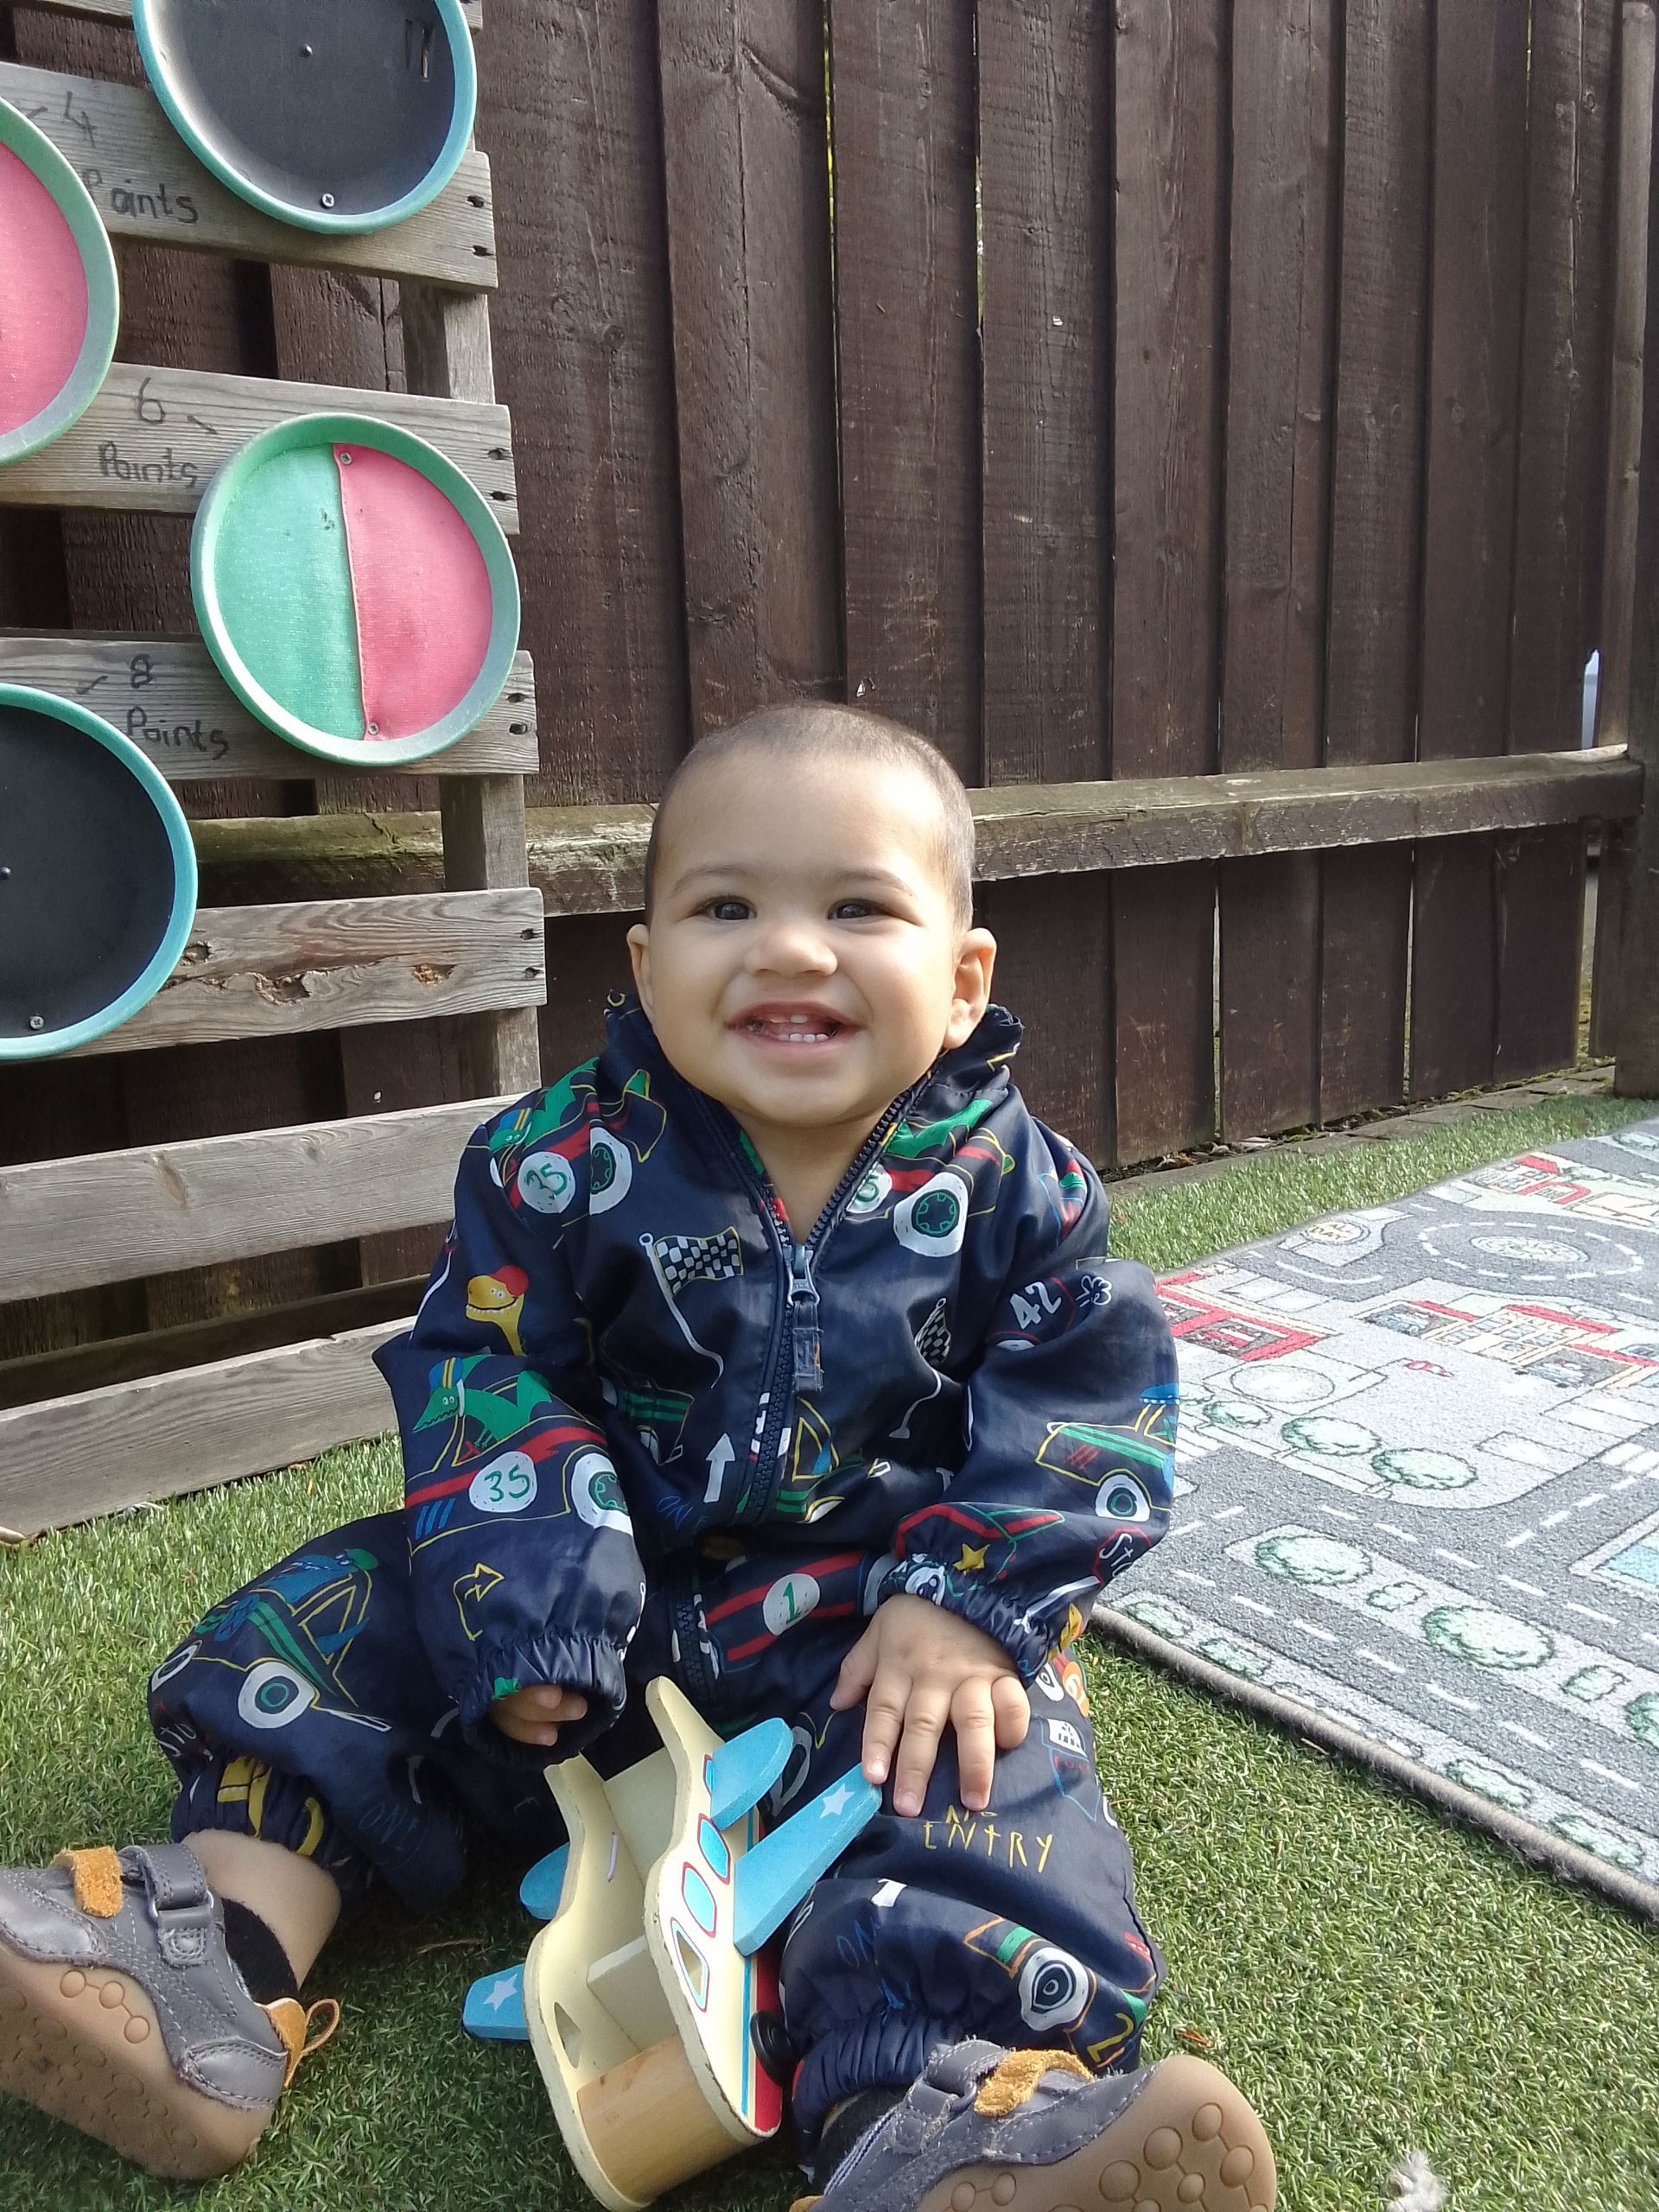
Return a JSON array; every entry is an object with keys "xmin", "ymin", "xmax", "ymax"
[{"xmin": 0, "ymin": 6, "xmax": 540, "ymax": 1536}]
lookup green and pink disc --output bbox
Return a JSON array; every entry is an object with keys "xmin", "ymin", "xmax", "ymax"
[
  {"xmin": 0, "ymin": 98, "xmax": 120, "ymax": 466},
  {"xmin": 190, "ymin": 415, "xmax": 520, "ymax": 766}
]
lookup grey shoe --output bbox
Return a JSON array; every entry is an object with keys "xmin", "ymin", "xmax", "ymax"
[
  {"xmin": 803, "ymin": 2041, "xmax": 1274, "ymax": 2212},
  {"xmin": 0, "ymin": 1842, "xmax": 335, "ymax": 2179}
]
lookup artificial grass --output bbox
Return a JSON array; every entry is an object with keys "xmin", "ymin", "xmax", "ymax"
[{"xmin": 2, "ymin": 1087, "xmax": 1656, "ymax": 2211}]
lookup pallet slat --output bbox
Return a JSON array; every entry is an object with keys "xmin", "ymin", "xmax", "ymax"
[
  {"xmin": 15, "ymin": 0, "xmax": 484, "ymax": 34},
  {"xmin": 0, "ymin": 362, "xmax": 517, "ymax": 526},
  {"xmin": 0, "ymin": 634, "xmax": 537, "ymax": 777},
  {"xmin": 0, "ymin": 60, "xmax": 496, "ymax": 289},
  {"xmin": 0, "ymin": 1322, "xmax": 405, "ymax": 1535},
  {"xmin": 60, "ymin": 887, "xmax": 546, "ymax": 1057},
  {"xmin": 0, "ymin": 1097, "xmax": 509, "ymax": 1300}
]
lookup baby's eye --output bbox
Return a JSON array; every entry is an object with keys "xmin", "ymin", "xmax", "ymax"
[
  {"xmin": 830, "ymin": 899, "xmax": 880, "ymax": 920},
  {"xmin": 700, "ymin": 897, "xmax": 752, "ymax": 922}
]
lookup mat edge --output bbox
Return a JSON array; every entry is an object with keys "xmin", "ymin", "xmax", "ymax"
[{"xmin": 1090, "ymin": 1599, "xmax": 1659, "ymax": 1929}]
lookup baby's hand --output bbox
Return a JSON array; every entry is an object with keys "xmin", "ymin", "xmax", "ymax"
[
  {"xmin": 830, "ymin": 1592, "xmax": 1029, "ymax": 1817},
  {"xmin": 492, "ymin": 1682, "xmax": 588, "ymax": 1748}
]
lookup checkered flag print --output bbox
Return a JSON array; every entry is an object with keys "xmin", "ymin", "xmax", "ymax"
[
  {"xmin": 914, "ymin": 1296, "xmax": 951, "ymax": 1366},
  {"xmin": 652, "ymin": 1229, "xmax": 743, "ymax": 1290}
]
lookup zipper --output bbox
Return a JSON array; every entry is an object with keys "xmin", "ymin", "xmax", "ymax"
[
  {"xmin": 787, "ymin": 1243, "xmax": 822, "ymax": 1392},
  {"xmin": 709, "ymin": 1082, "xmax": 920, "ymax": 1528},
  {"xmin": 671, "ymin": 1565, "xmax": 715, "ymax": 1709}
]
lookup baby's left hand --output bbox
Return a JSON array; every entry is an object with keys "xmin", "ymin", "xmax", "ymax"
[{"xmin": 830, "ymin": 1592, "xmax": 1030, "ymax": 1817}]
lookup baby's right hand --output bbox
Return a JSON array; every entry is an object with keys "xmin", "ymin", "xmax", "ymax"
[{"xmin": 492, "ymin": 1683, "xmax": 588, "ymax": 1747}]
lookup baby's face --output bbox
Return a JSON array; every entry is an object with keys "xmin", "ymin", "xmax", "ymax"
[{"xmin": 628, "ymin": 753, "xmax": 994, "ymax": 1153}]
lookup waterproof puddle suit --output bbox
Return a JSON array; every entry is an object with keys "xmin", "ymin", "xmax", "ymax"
[{"xmin": 149, "ymin": 996, "xmax": 1179, "ymax": 2143}]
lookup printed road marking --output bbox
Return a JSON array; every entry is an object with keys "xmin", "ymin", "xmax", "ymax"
[
  {"xmin": 1232, "ymin": 1523, "xmax": 1659, "ymax": 1754},
  {"xmin": 1315, "ymin": 1505, "xmax": 1360, "ymax": 1522},
  {"xmin": 1356, "ymin": 1648, "xmax": 1406, "ymax": 1675},
  {"xmin": 1294, "ymin": 1620, "xmax": 1339, "ymax": 1644},
  {"xmin": 1436, "ymin": 1549, "xmax": 1479, "ymax": 1571},
  {"xmin": 1540, "ymin": 1510, "xmax": 1573, "ymax": 1529},
  {"xmin": 1211, "ymin": 1506, "xmax": 1246, "ymax": 1522},
  {"xmin": 1230, "ymin": 1595, "xmax": 1279, "ymax": 1618},
  {"xmin": 1581, "ymin": 1758, "xmax": 1641, "ymax": 1795},
  {"xmin": 1424, "ymin": 1682, "xmax": 1481, "ymax": 1713},
  {"xmin": 1173, "ymin": 1569, "xmax": 1217, "ymax": 1589},
  {"xmin": 1576, "ymin": 1492, "xmax": 1607, "ymax": 1511},
  {"xmin": 1501, "ymin": 1719, "xmax": 1556, "ymax": 1751},
  {"xmin": 1564, "ymin": 1603, "xmax": 1620, "ymax": 1627},
  {"xmin": 1499, "ymin": 1575, "xmax": 1548, "ymax": 1599},
  {"xmin": 1612, "ymin": 1477, "xmax": 1642, "ymax": 1493},
  {"xmin": 1504, "ymin": 1530, "xmax": 1538, "ymax": 1549},
  {"xmin": 1376, "ymin": 1522, "xmax": 1419, "ymax": 1544}
]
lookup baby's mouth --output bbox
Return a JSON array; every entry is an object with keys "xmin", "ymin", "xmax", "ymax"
[{"xmin": 735, "ymin": 1007, "xmax": 850, "ymax": 1046}]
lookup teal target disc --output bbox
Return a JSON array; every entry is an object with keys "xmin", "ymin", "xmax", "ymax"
[
  {"xmin": 0, "ymin": 686, "xmax": 198, "ymax": 1060},
  {"xmin": 133, "ymin": 0, "xmax": 476, "ymax": 234}
]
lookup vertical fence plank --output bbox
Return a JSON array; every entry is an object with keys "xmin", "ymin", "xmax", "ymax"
[
  {"xmin": 1217, "ymin": 0, "xmax": 1338, "ymax": 1140},
  {"xmin": 486, "ymin": 0, "xmax": 690, "ymax": 804},
  {"xmin": 1592, "ymin": 0, "xmax": 1659, "ymax": 1062},
  {"xmin": 658, "ymin": 0, "xmax": 842, "ymax": 737},
  {"xmin": 981, "ymin": 0, "xmax": 1112, "ymax": 789},
  {"xmin": 828, "ymin": 0, "xmax": 980, "ymax": 776},
  {"xmin": 1613, "ymin": 0, "xmax": 1659, "ymax": 1097},
  {"xmin": 1497, "ymin": 0, "xmax": 1616, "ymax": 1079},
  {"xmin": 1319, "ymin": 0, "xmax": 1431, "ymax": 1122},
  {"xmin": 1410, "ymin": 2, "xmax": 1528, "ymax": 1097},
  {"xmin": 978, "ymin": 0, "xmax": 1114, "ymax": 1160},
  {"xmin": 1111, "ymin": 0, "xmax": 1226, "ymax": 1163}
]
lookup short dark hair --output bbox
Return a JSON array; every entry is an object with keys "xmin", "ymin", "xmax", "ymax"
[{"xmin": 642, "ymin": 702, "xmax": 976, "ymax": 931}]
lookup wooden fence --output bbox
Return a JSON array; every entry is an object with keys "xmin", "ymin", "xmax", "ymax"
[{"xmin": 1, "ymin": 0, "xmax": 1654, "ymax": 1430}]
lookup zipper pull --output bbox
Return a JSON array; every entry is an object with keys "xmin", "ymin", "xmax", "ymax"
[{"xmin": 788, "ymin": 1243, "xmax": 823, "ymax": 1393}]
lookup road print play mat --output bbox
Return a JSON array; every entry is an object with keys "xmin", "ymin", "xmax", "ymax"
[{"xmin": 1098, "ymin": 1118, "xmax": 1659, "ymax": 1912}]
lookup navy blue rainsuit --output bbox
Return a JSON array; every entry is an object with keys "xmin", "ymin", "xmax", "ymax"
[{"xmin": 149, "ymin": 996, "xmax": 1178, "ymax": 2140}]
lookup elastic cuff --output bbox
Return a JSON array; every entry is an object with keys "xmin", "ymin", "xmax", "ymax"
[
  {"xmin": 877, "ymin": 1560, "xmax": 1053, "ymax": 1681},
  {"xmin": 168, "ymin": 1759, "xmax": 370, "ymax": 1905},
  {"xmin": 457, "ymin": 1630, "xmax": 629, "ymax": 1762},
  {"xmin": 791, "ymin": 2012, "xmax": 961, "ymax": 2148}
]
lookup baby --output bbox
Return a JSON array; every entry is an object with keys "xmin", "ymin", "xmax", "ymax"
[{"xmin": 0, "ymin": 706, "xmax": 1274, "ymax": 2212}]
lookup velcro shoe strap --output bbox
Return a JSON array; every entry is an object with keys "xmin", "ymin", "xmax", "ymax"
[
  {"xmin": 890, "ymin": 2041, "xmax": 1006, "ymax": 2151},
  {"xmin": 923, "ymin": 2041, "xmax": 1004, "ymax": 2101},
  {"xmin": 120, "ymin": 1844, "xmax": 216, "ymax": 1967},
  {"xmin": 49, "ymin": 1847, "xmax": 124, "ymax": 1918}
]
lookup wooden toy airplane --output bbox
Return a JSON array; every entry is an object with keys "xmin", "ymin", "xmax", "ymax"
[{"xmin": 463, "ymin": 1676, "xmax": 880, "ymax": 2209}]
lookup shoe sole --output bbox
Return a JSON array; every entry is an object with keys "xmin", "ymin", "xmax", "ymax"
[
  {"xmin": 915, "ymin": 2056, "xmax": 1275, "ymax": 2212},
  {"xmin": 0, "ymin": 1939, "xmax": 272, "ymax": 2180}
]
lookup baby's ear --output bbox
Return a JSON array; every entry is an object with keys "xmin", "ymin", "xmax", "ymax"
[
  {"xmin": 947, "ymin": 926, "xmax": 996, "ymax": 1043},
  {"xmin": 626, "ymin": 921, "xmax": 652, "ymax": 1010}
]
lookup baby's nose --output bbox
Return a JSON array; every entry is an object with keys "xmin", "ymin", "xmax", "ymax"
[{"xmin": 746, "ymin": 918, "xmax": 836, "ymax": 973}]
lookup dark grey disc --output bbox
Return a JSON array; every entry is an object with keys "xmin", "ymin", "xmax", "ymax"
[
  {"xmin": 142, "ymin": 0, "xmax": 462, "ymax": 224},
  {"xmin": 0, "ymin": 702, "xmax": 178, "ymax": 1040}
]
